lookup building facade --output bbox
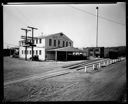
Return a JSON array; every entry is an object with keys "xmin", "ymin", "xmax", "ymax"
[
  {"xmin": 19, "ymin": 32, "xmax": 73, "ymax": 60},
  {"xmin": 83, "ymin": 47, "xmax": 104, "ymax": 58}
]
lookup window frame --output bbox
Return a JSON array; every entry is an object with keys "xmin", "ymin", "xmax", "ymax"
[
  {"xmin": 54, "ymin": 40, "xmax": 56, "ymax": 46},
  {"xmin": 66, "ymin": 41, "xmax": 68, "ymax": 47},
  {"xmin": 36, "ymin": 39, "xmax": 38, "ymax": 44},
  {"xmin": 36, "ymin": 50, "xmax": 38, "ymax": 55},
  {"xmin": 58, "ymin": 40, "xmax": 60, "ymax": 46},
  {"xmin": 63, "ymin": 41, "xmax": 65, "ymax": 47},
  {"xmin": 39, "ymin": 50, "xmax": 41, "ymax": 55},
  {"xmin": 49, "ymin": 39, "xmax": 52, "ymax": 46},
  {"xmin": 39, "ymin": 38, "xmax": 41, "ymax": 43}
]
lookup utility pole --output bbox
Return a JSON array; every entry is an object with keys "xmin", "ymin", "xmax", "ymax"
[
  {"xmin": 96, "ymin": 6, "xmax": 99, "ymax": 48},
  {"xmin": 21, "ymin": 28, "xmax": 31, "ymax": 60},
  {"xmin": 27, "ymin": 26, "xmax": 38, "ymax": 60}
]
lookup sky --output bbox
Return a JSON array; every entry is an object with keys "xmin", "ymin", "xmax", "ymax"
[{"xmin": 3, "ymin": 2, "xmax": 126, "ymax": 49}]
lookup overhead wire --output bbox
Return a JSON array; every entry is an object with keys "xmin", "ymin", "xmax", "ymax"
[
  {"xmin": 67, "ymin": 5, "xmax": 125, "ymax": 26},
  {"xmin": 4, "ymin": 42, "xmax": 19, "ymax": 47}
]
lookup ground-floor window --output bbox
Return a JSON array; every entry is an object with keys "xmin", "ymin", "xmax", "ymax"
[
  {"xmin": 36, "ymin": 50, "xmax": 38, "ymax": 55},
  {"xmin": 21, "ymin": 49, "xmax": 43, "ymax": 55},
  {"xmin": 39, "ymin": 50, "xmax": 41, "ymax": 55}
]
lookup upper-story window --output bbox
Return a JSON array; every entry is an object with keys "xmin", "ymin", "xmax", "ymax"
[
  {"xmin": 39, "ymin": 39, "xmax": 41, "ymax": 43},
  {"xmin": 69, "ymin": 42, "xmax": 71, "ymax": 46},
  {"xmin": 54, "ymin": 40, "xmax": 56, "ymax": 46},
  {"xmin": 49, "ymin": 39, "xmax": 52, "ymax": 46},
  {"xmin": 36, "ymin": 39, "xmax": 38, "ymax": 44},
  {"xmin": 21, "ymin": 41, "xmax": 24, "ymax": 46},
  {"xmin": 58, "ymin": 40, "xmax": 60, "ymax": 47},
  {"xmin": 63, "ymin": 41, "xmax": 65, "ymax": 47},
  {"xmin": 34, "ymin": 39, "xmax": 36, "ymax": 44},
  {"xmin": 36, "ymin": 50, "xmax": 38, "ymax": 55},
  {"xmin": 30, "ymin": 50, "xmax": 31, "ymax": 55},
  {"xmin": 66, "ymin": 41, "xmax": 68, "ymax": 47}
]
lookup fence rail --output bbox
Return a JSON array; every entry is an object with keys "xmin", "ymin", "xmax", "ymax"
[{"xmin": 84, "ymin": 57, "xmax": 125, "ymax": 72}]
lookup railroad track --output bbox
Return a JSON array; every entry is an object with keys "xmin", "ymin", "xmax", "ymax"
[{"xmin": 4, "ymin": 59, "xmax": 106, "ymax": 86}]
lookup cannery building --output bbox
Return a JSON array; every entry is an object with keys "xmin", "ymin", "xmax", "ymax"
[{"xmin": 19, "ymin": 32, "xmax": 84, "ymax": 61}]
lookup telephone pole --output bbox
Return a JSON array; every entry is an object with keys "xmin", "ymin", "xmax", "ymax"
[
  {"xmin": 27, "ymin": 26, "xmax": 38, "ymax": 60},
  {"xmin": 21, "ymin": 28, "xmax": 31, "ymax": 60},
  {"xmin": 96, "ymin": 6, "xmax": 99, "ymax": 48}
]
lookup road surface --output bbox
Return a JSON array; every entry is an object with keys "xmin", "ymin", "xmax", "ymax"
[{"xmin": 4, "ymin": 60, "xmax": 126, "ymax": 101}]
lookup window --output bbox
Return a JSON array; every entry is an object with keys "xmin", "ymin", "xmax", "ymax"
[
  {"xmin": 39, "ymin": 39, "xmax": 41, "ymax": 43},
  {"xmin": 58, "ymin": 40, "xmax": 60, "ymax": 46},
  {"xmin": 22, "ymin": 41, "xmax": 23, "ymax": 45},
  {"xmin": 34, "ymin": 39, "xmax": 35, "ymax": 44},
  {"xmin": 54, "ymin": 40, "xmax": 56, "ymax": 46},
  {"xmin": 36, "ymin": 50, "xmax": 38, "ymax": 55},
  {"xmin": 39, "ymin": 50, "xmax": 41, "ymax": 55},
  {"xmin": 63, "ymin": 41, "xmax": 65, "ymax": 47},
  {"xmin": 36, "ymin": 39, "xmax": 38, "ymax": 44},
  {"xmin": 49, "ymin": 39, "xmax": 52, "ymax": 46},
  {"xmin": 66, "ymin": 41, "xmax": 68, "ymax": 47},
  {"xmin": 30, "ymin": 50, "xmax": 31, "ymax": 55},
  {"xmin": 69, "ymin": 42, "xmax": 71, "ymax": 46}
]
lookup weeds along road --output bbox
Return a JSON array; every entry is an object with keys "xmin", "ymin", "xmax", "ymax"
[{"xmin": 4, "ymin": 60, "xmax": 126, "ymax": 101}]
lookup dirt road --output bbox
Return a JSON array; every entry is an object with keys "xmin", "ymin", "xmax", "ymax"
[
  {"xmin": 30, "ymin": 60, "xmax": 126, "ymax": 101},
  {"xmin": 4, "ymin": 60, "xmax": 126, "ymax": 101},
  {"xmin": 4, "ymin": 58, "xmax": 101, "ymax": 86}
]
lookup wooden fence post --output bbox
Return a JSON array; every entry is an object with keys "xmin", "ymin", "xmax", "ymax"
[
  {"xmin": 85, "ymin": 66, "xmax": 87, "ymax": 72},
  {"xmin": 93, "ymin": 64, "xmax": 95, "ymax": 70}
]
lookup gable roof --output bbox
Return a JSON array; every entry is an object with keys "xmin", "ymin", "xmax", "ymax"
[
  {"xmin": 47, "ymin": 46, "xmax": 83, "ymax": 52},
  {"xmin": 39, "ymin": 32, "xmax": 73, "ymax": 42},
  {"xmin": 19, "ymin": 32, "xmax": 73, "ymax": 42}
]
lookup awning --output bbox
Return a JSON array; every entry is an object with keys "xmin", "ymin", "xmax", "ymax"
[{"xmin": 47, "ymin": 46, "xmax": 83, "ymax": 52}]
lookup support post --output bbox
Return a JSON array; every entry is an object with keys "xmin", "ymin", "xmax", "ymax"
[
  {"xmin": 27, "ymin": 26, "xmax": 38, "ymax": 61},
  {"xmin": 98, "ymin": 62, "xmax": 101, "ymax": 68},
  {"xmin": 104, "ymin": 61, "xmax": 106, "ymax": 66},
  {"xmin": 21, "ymin": 28, "xmax": 31, "ymax": 60},
  {"xmin": 96, "ymin": 6, "xmax": 99, "ymax": 47},
  {"xmin": 55, "ymin": 51, "xmax": 57, "ymax": 61},
  {"xmin": 107, "ymin": 60, "xmax": 109, "ymax": 65},
  {"xmin": 66, "ymin": 51, "xmax": 67, "ymax": 61},
  {"xmin": 85, "ymin": 66, "xmax": 87, "ymax": 72},
  {"xmin": 93, "ymin": 64, "xmax": 95, "ymax": 70}
]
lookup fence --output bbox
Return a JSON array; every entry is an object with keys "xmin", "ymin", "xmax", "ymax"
[{"xmin": 84, "ymin": 57, "xmax": 125, "ymax": 72}]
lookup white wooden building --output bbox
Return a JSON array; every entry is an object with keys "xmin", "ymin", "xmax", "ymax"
[{"xmin": 19, "ymin": 32, "xmax": 75, "ymax": 61}]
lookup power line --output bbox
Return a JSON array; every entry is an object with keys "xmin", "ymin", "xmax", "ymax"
[
  {"xmin": 15, "ymin": 7, "xmax": 34, "ymax": 26},
  {"xmin": 4, "ymin": 42, "xmax": 19, "ymax": 47},
  {"xmin": 68, "ymin": 5, "xmax": 125, "ymax": 26},
  {"xmin": 15, "ymin": 7, "xmax": 42, "ymax": 36}
]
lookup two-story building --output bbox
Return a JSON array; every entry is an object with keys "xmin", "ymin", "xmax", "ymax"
[{"xmin": 19, "ymin": 32, "xmax": 84, "ymax": 61}]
